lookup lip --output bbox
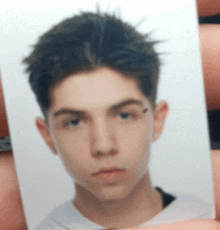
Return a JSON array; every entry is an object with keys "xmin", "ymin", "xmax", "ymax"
[{"xmin": 93, "ymin": 167, "xmax": 126, "ymax": 181}]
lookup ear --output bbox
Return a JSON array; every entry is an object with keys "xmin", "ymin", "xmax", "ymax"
[
  {"xmin": 152, "ymin": 101, "xmax": 169, "ymax": 142},
  {"xmin": 36, "ymin": 117, "xmax": 58, "ymax": 154}
]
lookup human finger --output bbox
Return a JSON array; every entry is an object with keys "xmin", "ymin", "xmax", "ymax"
[
  {"xmin": 0, "ymin": 73, "xmax": 9, "ymax": 137},
  {"xmin": 199, "ymin": 24, "xmax": 220, "ymax": 110},
  {"xmin": 0, "ymin": 74, "xmax": 28, "ymax": 230},
  {"xmin": 197, "ymin": 0, "xmax": 220, "ymax": 17}
]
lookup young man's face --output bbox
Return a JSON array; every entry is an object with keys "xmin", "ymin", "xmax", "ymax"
[{"xmin": 37, "ymin": 67, "xmax": 168, "ymax": 201}]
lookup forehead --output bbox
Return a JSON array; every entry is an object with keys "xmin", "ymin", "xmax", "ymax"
[{"xmin": 49, "ymin": 68, "xmax": 149, "ymax": 112}]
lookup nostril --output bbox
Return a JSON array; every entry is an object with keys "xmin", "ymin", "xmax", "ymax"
[
  {"xmin": 109, "ymin": 148, "xmax": 117, "ymax": 155},
  {"xmin": 93, "ymin": 148, "xmax": 117, "ymax": 158},
  {"xmin": 95, "ymin": 151, "xmax": 103, "ymax": 158}
]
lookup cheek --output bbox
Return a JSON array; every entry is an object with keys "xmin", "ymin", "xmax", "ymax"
[
  {"xmin": 52, "ymin": 131, "xmax": 91, "ymax": 177},
  {"xmin": 117, "ymin": 122, "xmax": 152, "ymax": 166}
]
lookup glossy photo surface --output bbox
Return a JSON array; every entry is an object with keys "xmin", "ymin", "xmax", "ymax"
[{"xmin": 0, "ymin": 0, "xmax": 215, "ymax": 229}]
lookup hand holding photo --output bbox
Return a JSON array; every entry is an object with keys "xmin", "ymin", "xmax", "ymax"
[{"xmin": 0, "ymin": 1, "xmax": 215, "ymax": 229}]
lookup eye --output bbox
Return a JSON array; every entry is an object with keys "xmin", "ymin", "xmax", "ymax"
[
  {"xmin": 119, "ymin": 112, "xmax": 134, "ymax": 120},
  {"xmin": 65, "ymin": 118, "xmax": 81, "ymax": 128}
]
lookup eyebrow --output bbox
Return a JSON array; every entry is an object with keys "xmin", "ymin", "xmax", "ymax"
[
  {"xmin": 53, "ymin": 109, "xmax": 86, "ymax": 118},
  {"xmin": 109, "ymin": 98, "xmax": 144, "ymax": 112},
  {"xmin": 52, "ymin": 98, "xmax": 145, "ymax": 119}
]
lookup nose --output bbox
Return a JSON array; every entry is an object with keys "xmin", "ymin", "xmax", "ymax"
[{"xmin": 91, "ymin": 118, "xmax": 117, "ymax": 157}]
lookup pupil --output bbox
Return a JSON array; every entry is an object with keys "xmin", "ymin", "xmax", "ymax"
[
  {"xmin": 121, "ymin": 113, "xmax": 129, "ymax": 118},
  {"xmin": 71, "ymin": 119, "xmax": 79, "ymax": 125}
]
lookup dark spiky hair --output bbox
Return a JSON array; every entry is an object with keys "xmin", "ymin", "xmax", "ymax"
[{"xmin": 23, "ymin": 11, "xmax": 160, "ymax": 117}]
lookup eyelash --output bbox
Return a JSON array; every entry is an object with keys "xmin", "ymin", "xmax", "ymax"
[
  {"xmin": 63, "ymin": 118, "xmax": 82, "ymax": 128},
  {"xmin": 118, "ymin": 112, "xmax": 137, "ymax": 121},
  {"xmin": 61, "ymin": 111, "xmax": 139, "ymax": 129}
]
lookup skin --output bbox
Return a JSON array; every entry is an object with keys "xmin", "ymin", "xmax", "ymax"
[
  {"xmin": 36, "ymin": 67, "xmax": 168, "ymax": 229},
  {"xmin": 0, "ymin": 152, "xmax": 27, "ymax": 230},
  {"xmin": 0, "ymin": 74, "xmax": 28, "ymax": 230},
  {"xmin": 196, "ymin": 0, "xmax": 220, "ymax": 17},
  {"xmin": 0, "ymin": 75, "xmax": 9, "ymax": 138},
  {"xmin": 212, "ymin": 150, "xmax": 220, "ymax": 221},
  {"xmin": 0, "ymin": 1, "xmax": 220, "ymax": 229},
  {"xmin": 200, "ymin": 24, "xmax": 220, "ymax": 110},
  {"xmin": 121, "ymin": 219, "xmax": 220, "ymax": 230}
]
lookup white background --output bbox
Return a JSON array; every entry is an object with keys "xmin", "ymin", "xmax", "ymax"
[{"xmin": 0, "ymin": 0, "xmax": 215, "ymax": 229}]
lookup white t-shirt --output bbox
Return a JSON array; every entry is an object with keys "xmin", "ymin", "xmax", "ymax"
[{"xmin": 34, "ymin": 193, "xmax": 214, "ymax": 230}]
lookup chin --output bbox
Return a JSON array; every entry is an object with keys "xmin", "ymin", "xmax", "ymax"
[{"xmin": 95, "ymin": 185, "xmax": 132, "ymax": 202}]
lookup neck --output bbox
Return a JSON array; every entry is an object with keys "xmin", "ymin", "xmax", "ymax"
[{"xmin": 73, "ymin": 172, "xmax": 163, "ymax": 229}]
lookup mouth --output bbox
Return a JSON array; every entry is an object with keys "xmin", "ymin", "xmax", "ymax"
[{"xmin": 93, "ymin": 168, "xmax": 126, "ymax": 181}]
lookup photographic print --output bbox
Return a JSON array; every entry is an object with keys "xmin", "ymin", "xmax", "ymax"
[{"xmin": 0, "ymin": 0, "xmax": 215, "ymax": 229}]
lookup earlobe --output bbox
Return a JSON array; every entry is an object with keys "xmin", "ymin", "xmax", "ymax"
[
  {"xmin": 36, "ymin": 117, "xmax": 57, "ymax": 154},
  {"xmin": 153, "ymin": 101, "xmax": 169, "ymax": 141}
]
